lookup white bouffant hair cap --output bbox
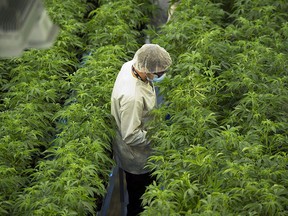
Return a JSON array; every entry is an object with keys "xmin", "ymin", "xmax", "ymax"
[{"xmin": 133, "ymin": 44, "xmax": 172, "ymax": 74}]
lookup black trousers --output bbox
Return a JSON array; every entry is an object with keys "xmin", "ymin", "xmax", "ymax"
[{"xmin": 124, "ymin": 171, "xmax": 155, "ymax": 216}]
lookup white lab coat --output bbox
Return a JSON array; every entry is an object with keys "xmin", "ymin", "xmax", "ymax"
[{"xmin": 111, "ymin": 60, "xmax": 156, "ymax": 174}]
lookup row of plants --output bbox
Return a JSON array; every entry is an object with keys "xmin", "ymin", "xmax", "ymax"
[
  {"xmin": 4, "ymin": 0, "xmax": 153, "ymax": 215},
  {"xmin": 142, "ymin": 0, "xmax": 288, "ymax": 215},
  {"xmin": 0, "ymin": 0, "xmax": 90, "ymax": 214}
]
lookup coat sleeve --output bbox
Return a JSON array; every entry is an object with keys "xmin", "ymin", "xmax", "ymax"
[{"xmin": 119, "ymin": 97, "xmax": 149, "ymax": 147}]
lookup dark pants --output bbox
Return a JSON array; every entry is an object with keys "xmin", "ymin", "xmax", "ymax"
[{"xmin": 124, "ymin": 171, "xmax": 155, "ymax": 216}]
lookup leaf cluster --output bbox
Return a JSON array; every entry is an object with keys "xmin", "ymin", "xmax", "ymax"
[
  {"xmin": 142, "ymin": 0, "xmax": 288, "ymax": 215},
  {"xmin": 0, "ymin": 0, "xmax": 91, "ymax": 214}
]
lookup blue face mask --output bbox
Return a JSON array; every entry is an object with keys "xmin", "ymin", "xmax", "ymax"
[{"xmin": 147, "ymin": 73, "xmax": 166, "ymax": 83}]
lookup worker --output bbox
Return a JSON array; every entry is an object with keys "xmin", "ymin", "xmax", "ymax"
[{"xmin": 111, "ymin": 44, "xmax": 172, "ymax": 216}]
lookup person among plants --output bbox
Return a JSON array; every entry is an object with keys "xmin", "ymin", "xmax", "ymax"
[{"xmin": 111, "ymin": 44, "xmax": 172, "ymax": 215}]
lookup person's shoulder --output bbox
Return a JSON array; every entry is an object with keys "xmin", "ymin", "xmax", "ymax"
[{"xmin": 122, "ymin": 60, "xmax": 133, "ymax": 67}]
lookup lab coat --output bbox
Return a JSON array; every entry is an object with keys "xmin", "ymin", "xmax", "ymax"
[{"xmin": 111, "ymin": 60, "xmax": 156, "ymax": 174}]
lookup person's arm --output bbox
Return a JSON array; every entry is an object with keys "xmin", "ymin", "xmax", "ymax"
[{"xmin": 119, "ymin": 97, "xmax": 148, "ymax": 147}]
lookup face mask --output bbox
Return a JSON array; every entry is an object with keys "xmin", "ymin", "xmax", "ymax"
[{"xmin": 147, "ymin": 73, "xmax": 166, "ymax": 83}]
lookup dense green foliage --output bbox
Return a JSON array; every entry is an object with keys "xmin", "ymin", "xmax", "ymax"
[
  {"xmin": 0, "ymin": 0, "xmax": 84, "ymax": 213},
  {"xmin": 142, "ymin": 0, "xmax": 288, "ymax": 215}
]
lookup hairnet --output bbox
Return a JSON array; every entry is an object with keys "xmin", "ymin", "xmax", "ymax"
[{"xmin": 133, "ymin": 44, "xmax": 172, "ymax": 74}]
